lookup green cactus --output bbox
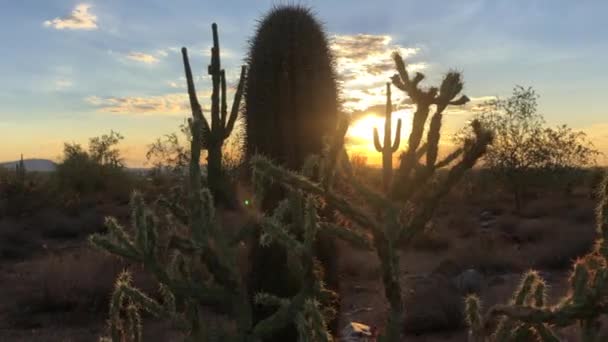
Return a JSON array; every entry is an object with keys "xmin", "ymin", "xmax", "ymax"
[
  {"xmin": 243, "ymin": 6, "xmax": 342, "ymax": 338},
  {"xmin": 181, "ymin": 23, "xmax": 246, "ymax": 204},
  {"xmin": 90, "ymin": 23, "xmax": 337, "ymax": 341},
  {"xmin": 465, "ymin": 172, "xmax": 608, "ymax": 342},
  {"xmin": 373, "ymin": 83, "xmax": 402, "ymax": 193},
  {"xmin": 244, "ymin": 5, "xmax": 340, "ymax": 174}
]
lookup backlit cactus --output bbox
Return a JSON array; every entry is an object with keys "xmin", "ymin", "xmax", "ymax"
[
  {"xmin": 181, "ymin": 23, "xmax": 246, "ymax": 204},
  {"xmin": 373, "ymin": 83, "xmax": 401, "ymax": 193},
  {"xmin": 244, "ymin": 5, "xmax": 340, "ymax": 173}
]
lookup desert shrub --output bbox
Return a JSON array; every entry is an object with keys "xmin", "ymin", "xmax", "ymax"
[
  {"xmin": 13, "ymin": 250, "xmax": 157, "ymax": 322},
  {"xmin": 0, "ymin": 167, "xmax": 53, "ymax": 217},
  {"xmin": 466, "ymin": 173, "xmax": 608, "ymax": 340},
  {"xmin": 54, "ymin": 132, "xmax": 134, "ymax": 201},
  {"xmin": 410, "ymin": 223, "xmax": 452, "ymax": 251},
  {"xmin": 0, "ymin": 219, "xmax": 40, "ymax": 260},
  {"xmin": 456, "ymin": 86, "xmax": 598, "ymax": 211}
]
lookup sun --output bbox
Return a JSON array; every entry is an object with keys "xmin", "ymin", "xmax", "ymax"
[{"xmin": 346, "ymin": 109, "xmax": 413, "ymax": 165}]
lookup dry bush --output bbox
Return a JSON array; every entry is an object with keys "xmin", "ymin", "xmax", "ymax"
[
  {"xmin": 435, "ymin": 234, "xmax": 523, "ymax": 276},
  {"xmin": 445, "ymin": 209, "xmax": 478, "ymax": 238},
  {"xmin": 411, "ymin": 226, "xmax": 452, "ymax": 252},
  {"xmin": 531, "ymin": 221, "xmax": 595, "ymax": 269},
  {"xmin": 0, "ymin": 219, "xmax": 40, "ymax": 260},
  {"xmin": 14, "ymin": 249, "xmax": 156, "ymax": 320},
  {"xmin": 403, "ymin": 274, "xmax": 464, "ymax": 334}
]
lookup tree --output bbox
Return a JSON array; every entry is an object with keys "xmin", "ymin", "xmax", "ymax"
[
  {"xmin": 88, "ymin": 130, "xmax": 125, "ymax": 168},
  {"xmin": 456, "ymin": 86, "xmax": 598, "ymax": 210}
]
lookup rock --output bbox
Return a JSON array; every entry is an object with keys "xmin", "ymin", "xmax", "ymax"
[
  {"xmin": 403, "ymin": 274, "xmax": 464, "ymax": 334},
  {"xmin": 452, "ymin": 268, "xmax": 484, "ymax": 295},
  {"xmin": 340, "ymin": 322, "xmax": 377, "ymax": 341}
]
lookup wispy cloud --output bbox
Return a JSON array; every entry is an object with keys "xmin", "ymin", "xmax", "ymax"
[
  {"xmin": 43, "ymin": 4, "xmax": 98, "ymax": 30},
  {"xmin": 54, "ymin": 79, "xmax": 73, "ymax": 91},
  {"xmin": 126, "ymin": 52, "xmax": 160, "ymax": 64},
  {"xmin": 331, "ymin": 34, "xmax": 426, "ymax": 112},
  {"xmin": 85, "ymin": 92, "xmax": 211, "ymax": 116}
]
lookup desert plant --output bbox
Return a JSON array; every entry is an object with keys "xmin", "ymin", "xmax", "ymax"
[
  {"xmin": 465, "ymin": 171, "xmax": 608, "ymax": 342},
  {"xmin": 250, "ymin": 51, "xmax": 493, "ymax": 341},
  {"xmin": 55, "ymin": 134, "xmax": 132, "ymax": 199},
  {"xmin": 182, "ymin": 23, "xmax": 246, "ymax": 204},
  {"xmin": 373, "ymin": 83, "xmax": 401, "ymax": 193},
  {"xmin": 15, "ymin": 154, "xmax": 26, "ymax": 185},
  {"xmin": 244, "ymin": 5, "xmax": 339, "ymax": 173},
  {"xmin": 89, "ymin": 130, "xmax": 125, "ymax": 167},
  {"xmin": 90, "ymin": 23, "xmax": 345, "ymax": 342},
  {"xmin": 243, "ymin": 7, "xmax": 342, "ymax": 338},
  {"xmin": 456, "ymin": 86, "xmax": 598, "ymax": 210}
]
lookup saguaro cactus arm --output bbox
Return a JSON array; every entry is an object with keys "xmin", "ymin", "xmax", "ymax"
[
  {"xmin": 373, "ymin": 83, "xmax": 402, "ymax": 192},
  {"xmin": 181, "ymin": 23, "xmax": 247, "ymax": 202}
]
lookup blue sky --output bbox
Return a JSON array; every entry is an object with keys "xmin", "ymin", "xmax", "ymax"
[{"xmin": 1, "ymin": 0, "xmax": 607, "ymax": 166}]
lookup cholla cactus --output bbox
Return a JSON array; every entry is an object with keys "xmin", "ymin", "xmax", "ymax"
[
  {"xmin": 90, "ymin": 24, "xmax": 336, "ymax": 342},
  {"xmin": 465, "ymin": 172, "xmax": 608, "ymax": 341},
  {"xmin": 182, "ymin": 23, "xmax": 246, "ymax": 203},
  {"xmin": 373, "ymin": 83, "xmax": 401, "ymax": 193},
  {"xmin": 251, "ymin": 52, "xmax": 492, "ymax": 342}
]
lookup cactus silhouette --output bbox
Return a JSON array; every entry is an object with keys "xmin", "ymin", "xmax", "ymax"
[
  {"xmin": 15, "ymin": 154, "xmax": 26, "ymax": 184},
  {"xmin": 90, "ymin": 23, "xmax": 335, "ymax": 341},
  {"xmin": 181, "ymin": 23, "xmax": 246, "ymax": 204},
  {"xmin": 243, "ymin": 6, "xmax": 341, "ymax": 340},
  {"xmin": 251, "ymin": 51, "xmax": 492, "ymax": 342},
  {"xmin": 373, "ymin": 83, "xmax": 402, "ymax": 193},
  {"xmin": 244, "ymin": 5, "xmax": 339, "ymax": 173}
]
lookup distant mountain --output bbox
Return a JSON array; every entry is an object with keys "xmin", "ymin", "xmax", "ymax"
[{"xmin": 0, "ymin": 159, "xmax": 57, "ymax": 172}]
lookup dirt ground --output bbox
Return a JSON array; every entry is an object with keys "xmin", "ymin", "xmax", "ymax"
[{"xmin": 0, "ymin": 184, "xmax": 603, "ymax": 341}]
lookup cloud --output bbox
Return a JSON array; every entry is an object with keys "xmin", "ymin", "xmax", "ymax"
[
  {"xmin": 85, "ymin": 92, "xmax": 212, "ymax": 116},
  {"xmin": 44, "ymin": 4, "xmax": 98, "ymax": 30},
  {"xmin": 330, "ymin": 34, "xmax": 426, "ymax": 112},
  {"xmin": 54, "ymin": 79, "xmax": 73, "ymax": 90},
  {"xmin": 126, "ymin": 52, "xmax": 160, "ymax": 64}
]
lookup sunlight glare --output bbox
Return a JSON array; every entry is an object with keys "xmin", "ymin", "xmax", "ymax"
[{"xmin": 346, "ymin": 109, "xmax": 412, "ymax": 165}]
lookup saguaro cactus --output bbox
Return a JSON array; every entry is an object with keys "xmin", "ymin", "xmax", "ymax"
[
  {"xmin": 373, "ymin": 83, "xmax": 401, "ymax": 193},
  {"xmin": 244, "ymin": 5, "xmax": 339, "ymax": 173},
  {"xmin": 181, "ymin": 23, "xmax": 246, "ymax": 203},
  {"xmin": 14, "ymin": 154, "xmax": 26, "ymax": 185}
]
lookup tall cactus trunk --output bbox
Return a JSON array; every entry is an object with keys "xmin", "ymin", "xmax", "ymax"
[
  {"xmin": 181, "ymin": 23, "xmax": 246, "ymax": 206},
  {"xmin": 374, "ymin": 83, "xmax": 402, "ymax": 193}
]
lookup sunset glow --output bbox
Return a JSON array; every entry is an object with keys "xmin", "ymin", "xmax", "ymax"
[{"xmin": 346, "ymin": 109, "xmax": 413, "ymax": 165}]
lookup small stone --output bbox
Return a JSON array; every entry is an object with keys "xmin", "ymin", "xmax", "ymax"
[
  {"xmin": 452, "ymin": 268, "xmax": 484, "ymax": 295},
  {"xmin": 340, "ymin": 322, "xmax": 376, "ymax": 341}
]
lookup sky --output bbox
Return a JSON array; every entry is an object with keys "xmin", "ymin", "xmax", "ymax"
[{"xmin": 1, "ymin": 0, "xmax": 607, "ymax": 167}]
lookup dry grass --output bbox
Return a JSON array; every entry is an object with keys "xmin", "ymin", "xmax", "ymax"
[{"xmin": 7, "ymin": 248, "xmax": 158, "ymax": 329}]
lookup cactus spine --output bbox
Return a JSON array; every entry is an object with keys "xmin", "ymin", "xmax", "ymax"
[
  {"xmin": 373, "ymin": 83, "xmax": 401, "ymax": 193},
  {"xmin": 181, "ymin": 23, "xmax": 246, "ymax": 203},
  {"xmin": 466, "ymin": 172, "xmax": 608, "ymax": 341}
]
